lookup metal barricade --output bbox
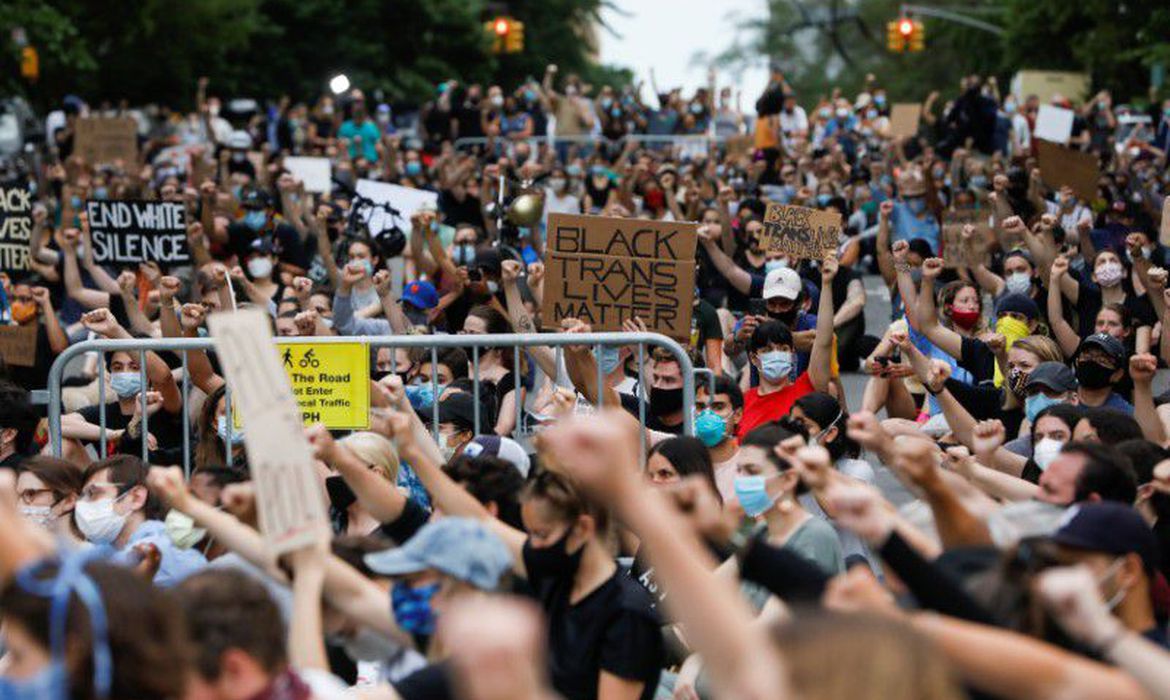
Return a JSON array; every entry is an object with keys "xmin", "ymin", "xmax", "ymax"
[
  {"xmin": 452, "ymin": 133, "xmax": 724, "ymax": 154},
  {"xmin": 46, "ymin": 332, "xmax": 696, "ymax": 472}
]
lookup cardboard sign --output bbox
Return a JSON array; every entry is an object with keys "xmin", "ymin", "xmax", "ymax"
[
  {"xmin": 941, "ymin": 208, "xmax": 991, "ymax": 269},
  {"xmin": 541, "ymin": 213, "xmax": 697, "ymax": 338},
  {"xmin": 760, "ymin": 203, "xmax": 842, "ymax": 260},
  {"xmin": 207, "ymin": 308, "xmax": 329, "ymax": 555},
  {"xmin": 0, "ymin": 324, "xmax": 38, "ymax": 367},
  {"xmin": 86, "ymin": 200, "xmax": 190, "ymax": 265},
  {"xmin": 74, "ymin": 117, "xmax": 138, "ymax": 165},
  {"xmin": 354, "ymin": 179, "xmax": 438, "ymax": 236},
  {"xmin": 889, "ymin": 103, "xmax": 921, "ymax": 139},
  {"xmin": 284, "ymin": 157, "xmax": 332, "ymax": 194},
  {"xmin": 0, "ymin": 186, "xmax": 32, "ymax": 275},
  {"xmin": 1160, "ymin": 196, "xmax": 1170, "ymax": 248},
  {"xmin": 1036, "ymin": 141, "xmax": 1099, "ymax": 203},
  {"xmin": 1034, "ymin": 105, "xmax": 1074, "ymax": 144},
  {"xmin": 277, "ymin": 341, "xmax": 369, "ymax": 429}
]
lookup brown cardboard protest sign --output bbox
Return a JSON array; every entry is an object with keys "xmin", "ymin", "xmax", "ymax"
[
  {"xmin": 541, "ymin": 213, "xmax": 697, "ymax": 338},
  {"xmin": 1036, "ymin": 140, "xmax": 1099, "ymax": 203},
  {"xmin": 889, "ymin": 103, "xmax": 921, "ymax": 139},
  {"xmin": 941, "ymin": 208, "xmax": 991, "ymax": 269},
  {"xmin": 74, "ymin": 117, "xmax": 138, "ymax": 165},
  {"xmin": 207, "ymin": 308, "xmax": 329, "ymax": 555},
  {"xmin": 0, "ymin": 325, "xmax": 38, "ymax": 367},
  {"xmin": 1160, "ymin": 196, "xmax": 1170, "ymax": 248},
  {"xmin": 760, "ymin": 203, "xmax": 842, "ymax": 261}
]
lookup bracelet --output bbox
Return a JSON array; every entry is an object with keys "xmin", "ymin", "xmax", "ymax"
[{"xmin": 894, "ymin": 262, "xmax": 911, "ymax": 274}]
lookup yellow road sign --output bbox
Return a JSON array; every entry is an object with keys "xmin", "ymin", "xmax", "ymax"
[{"xmin": 279, "ymin": 342, "xmax": 370, "ymax": 429}]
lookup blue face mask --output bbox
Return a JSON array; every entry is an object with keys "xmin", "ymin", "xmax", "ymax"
[
  {"xmin": 816, "ymin": 193, "xmax": 832, "ymax": 207},
  {"xmin": 567, "ymin": 164, "xmax": 583, "ymax": 177},
  {"xmin": 905, "ymin": 197, "xmax": 927, "ymax": 215},
  {"xmin": 242, "ymin": 209, "xmax": 267, "ymax": 231},
  {"xmin": 759, "ymin": 350, "xmax": 794, "ymax": 383},
  {"xmin": 694, "ymin": 409, "xmax": 727, "ymax": 447},
  {"xmin": 595, "ymin": 345, "xmax": 623, "ymax": 375},
  {"xmin": 405, "ymin": 383, "xmax": 444, "ymax": 411},
  {"xmin": 524, "ymin": 89, "xmax": 536, "ymax": 102},
  {"xmin": 764, "ymin": 259, "xmax": 787, "ymax": 273},
  {"xmin": 0, "ymin": 663, "xmax": 69, "ymax": 700},
  {"xmin": 452, "ymin": 244, "xmax": 476, "ymax": 266},
  {"xmin": 969, "ymin": 175, "xmax": 989, "ymax": 191},
  {"xmin": 734, "ymin": 475, "xmax": 776, "ymax": 517},
  {"xmin": 405, "ymin": 161, "xmax": 423, "ymax": 177},
  {"xmin": 392, "ymin": 581, "xmax": 439, "ymax": 636},
  {"xmin": 359, "ymin": 259, "xmax": 374, "ymax": 277},
  {"xmin": 109, "ymin": 371, "xmax": 143, "ymax": 399},
  {"xmin": 216, "ymin": 415, "xmax": 245, "ymax": 446},
  {"xmin": 69, "ymin": 195, "xmax": 82, "ymax": 209},
  {"xmin": 1025, "ymin": 393, "xmax": 1062, "ymax": 423},
  {"xmin": 93, "ymin": 186, "xmax": 109, "ymax": 200}
]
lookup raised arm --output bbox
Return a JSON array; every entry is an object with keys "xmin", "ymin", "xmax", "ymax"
[
  {"xmin": 697, "ymin": 224, "xmax": 753, "ymax": 295},
  {"xmin": 30, "ymin": 287, "xmax": 68, "ymax": 355},
  {"xmin": 500, "ymin": 261, "xmax": 558, "ymax": 380},
  {"xmin": 915, "ymin": 258, "xmax": 963, "ymax": 359},
  {"xmin": 807, "ymin": 254, "xmax": 837, "ymax": 392},
  {"xmin": 1130, "ymin": 354, "xmax": 1168, "ymax": 446},
  {"xmin": 876, "ymin": 200, "xmax": 897, "ymax": 288},
  {"xmin": 57, "ymin": 228, "xmax": 111, "ymax": 309},
  {"xmin": 1047, "ymin": 256, "xmax": 1080, "ymax": 358}
]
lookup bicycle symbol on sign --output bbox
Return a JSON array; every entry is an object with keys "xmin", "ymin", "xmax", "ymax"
[{"xmin": 299, "ymin": 349, "xmax": 321, "ymax": 369}]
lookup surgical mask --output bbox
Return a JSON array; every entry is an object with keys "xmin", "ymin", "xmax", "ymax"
[
  {"xmin": 649, "ymin": 386, "xmax": 684, "ymax": 417},
  {"xmin": 1005, "ymin": 272, "xmax": 1032, "ymax": 295},
  {"xmin": 866, "ymin": 109, "xmax": 878, "ymax": 120},
  {"xmin": 19, "ymin": 504, "xmax": 54, "ymax": 527},
  {"xmin": 341, "ymin": 627, "xmax": 401, "ymax": 663},
  {"xmin": 405, "ymin": 161, "xmax": 423, "ymax": 177},
  {"xmin": 905, "ymin": 197, "xmax": 927, "ymax": 215},
  {"xmin": 217, "ymin": 415, "xmax": 245, "ymax": 445},
  {"xmin": 1004, "ymin": 101, "xmax": 1017, "ymax": 114},
  {"xmin": 164, "ymin": 508, "xmax": 207, "ymax": 549},
  {"xmin": 759, "ymin": 350, "xmax": 794, "ymax": 383},
  {"xmin": 1025, "ymin": 393, "xmax": 1062, "ymax": 423},
  {"xmin": 1097, "ymin": 558, "xmax": 1128, "ymax": 610},
  {"xmin": 242, "ymin": 209, "xmax": 267, "ymax": 231},
  {"xmin": 247, "ymin": 257, "xmax": 273, "ymax": 279},
  {"xmin": 548, "ymin": 178, "xmax": 566, "ymax": 191},
  {"xmin": 1075, "ymin": 360, "xmax": 1115, "ymax": 390},
  {"xmin": 595, "ymin": 345, "xmax": 623, "ymax": 375},
  {"xmin": 694, "ymin": 409, "xmax": 727, "ymax": 447},
  {"xmin": 453, "ymin": 243, "xmax": 476, "ymax": 266},
  {"xmin": 816, "ymin": 193, "xmax": 832, "ymax": 207},
  {"xmin": 734, "ymin": 475, "xmax": 776, "ymax": 517},
  {"xmin": 438, "ymin": 432, "xmax": 460, "ymax": 462},
  {"xmin": 74, "ymin": 494, "xmax": 129, "ymax": 544},
  {"xmin": 93, "ymin": 186, "xmax": 109, "ymax": 200},
  {"xmin": 969, "ymin": 174, "xmax": 989, "ymax": 190},
  {"xmin": 391, "ymin": 581, "xmax": 439, "ymax": 636},
  {"xmin": 835, "ymin": 107, "xmax": 849, "ymax": 119},
  {"xmin": 357, "ymin": 259, "xmax": 374, "ymax": 277},
  {"xmin": 485, "ymin": 280, "xmax": 500, "ymax": 295},
  {"xmin": 1032, "ymin": 437, "xmax": 1063, "ymax": 471},
  {"xmin": 109, "ymin": 371, "xmax": 143, "ymax": 399},
  {"xmin": 405, "ymin": 383, "xmax": 442, "ymax": 411},
  {"xmin": 1095, "ymin": 262, "xmax": 1124, "ymax": 288},
  {"xmin": 764, "ymin": 259, "xmax": 788, "ymax": 273}
]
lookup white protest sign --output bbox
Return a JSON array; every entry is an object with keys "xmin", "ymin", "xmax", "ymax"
[
  {"xmin": 1034, "ymin": 105, "xmax": 1074, "ymax": 144},
  {"xmin": 354, "ymin": 179, "xmax": 438, "ymax": 237},
  {"xmin": 284, "ymin": 157, "xmax": 332, "ymax": 194},
  {"xmin": 207, "ymin": 308, "xmax": 329, "ymax": 555}
]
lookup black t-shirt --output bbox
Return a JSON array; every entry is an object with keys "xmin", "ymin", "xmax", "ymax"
[
  {"xmin": 394, "ymin": 663, "xmax": 454, "ymax": 700},
  {"xmin": 1074, "ymin": 278, "xmax": 1157, "ymax": 338},
  {"xmin": 727, "ymin": 250, "xmax": 766, "ymax": 313},
  {"xmin": 959, "ymin": 336, "xmax": 997, "ymax": 385},
  {"xmin": 377, "ymin": 498, "xmax": 430, "ymax": 544},
  {"xmin": 10, "ymin": 324, "xmax": 57, "ymax": 394},
  {"xmin": 77, "ymin": 403, "xmax": 186, "ymax": 462},
  {"xmin": 618, "ymin": 393, "xmax": 684, "ymax": 435},
  {"xmin": 438, "ymin": 189, "xmax": 484, "ymax": 229},
  {"xmin": 226, "ymin": 221, "xmax": 311, "ymax": 271},
  {"xmin": 521, "ymin": 542, "xmax": 663, "ymax": 700}
]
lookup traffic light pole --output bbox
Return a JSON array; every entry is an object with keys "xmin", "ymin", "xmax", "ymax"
[{"xmin": 899, "ymin": 4, "xmax": 1004, "ymax": 36}]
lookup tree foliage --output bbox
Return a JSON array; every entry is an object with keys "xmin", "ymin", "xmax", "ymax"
[{"xmin": 2, "ymin": 0, "xmax": 628, "ymax": 110}]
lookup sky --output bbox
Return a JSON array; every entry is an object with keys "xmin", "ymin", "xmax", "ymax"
[{"xmin": 598, "ymin": 0, "xmax": 770, "ymax": 105}]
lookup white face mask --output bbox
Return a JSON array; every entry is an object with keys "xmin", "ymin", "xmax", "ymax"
[
  {"xmin": 74, "ymin": 494, "xmax": 129, "ymax": 544},
  {"xmin": 19, "ymin": 504, "xmax": 54, "ymax": 527},
  {"xmin": 1032, "ymin": 437, "xmax": 1064, "ymax": 471},
  {"xmin": 438, "ymin": 432, "xmax": 459, "ymax": 462},
  {"xmin": 164, "ymin": 508, "xmax": 207, "ymax": 549},
  {"xmin": 247, "ymin": 257, "xmax": 274, "ymax": 279}
]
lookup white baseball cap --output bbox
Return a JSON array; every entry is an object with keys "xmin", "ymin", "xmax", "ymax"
[
  {"xmin": 462, "ymin": 435, "xmax": 531, "ymax": 478},
  {"xmin": 762, "ymin": 267, "xmax": 802, "ymax": 301}
]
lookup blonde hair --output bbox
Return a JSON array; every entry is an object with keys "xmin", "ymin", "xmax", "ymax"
[
  {"xmin": 338, "ymin": 432, "xmax": 400, "ymax": 482},
  {"xmin": 1011, "ymin": 335, "xmax": 1062, "ymax": 365}
]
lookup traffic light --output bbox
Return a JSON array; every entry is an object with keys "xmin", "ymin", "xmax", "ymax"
[
  {"xmin": 485, "ymin": 16, "xmax": 523, "ymax": 54},
  {"xmin": 20, "ymin": 46, "xmax": 38, "ymax": 81},
  {"xmin": 886, "ymin": 19, "xmax": 905, "ymax": 53},
  {"xmin": 908, "ymin": 20, "xmax": 925, "ymax": 52}
]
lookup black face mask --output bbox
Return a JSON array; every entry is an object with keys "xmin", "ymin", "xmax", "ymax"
[
  {"xmin": 768, "ymin": 307, "xmax": 798, "ymax": 325},
  {"xmin": 526, "ymin": 525, "xmax": 583, "ymax": 580},
  {"xmin": 649, "ymin": 386, "xmax": 684, "ymax": 417},
  {"xmin": 371, "ymin": 369, "xmax": 394, "ymax": 383},
  {"xmin": 1075, "ymin": 360, "xmax": 1115, "ymax": 390}
]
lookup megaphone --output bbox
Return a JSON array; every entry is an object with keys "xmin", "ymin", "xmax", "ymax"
[{"xmin": 506, "ymin": 189, "xmax": 545, "ymax": 227}]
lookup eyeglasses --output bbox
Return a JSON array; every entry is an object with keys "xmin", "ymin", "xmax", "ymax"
[{"xmin": 80, "ymin": 482, "xmax": 124, "ymax": 502}]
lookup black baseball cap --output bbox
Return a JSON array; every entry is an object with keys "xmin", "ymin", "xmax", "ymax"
[
  {"xmin": 1024, "ymin": 362, "xmax": 1078, "ymax": 394},
  {"xmin": 1076, "ymin": 333, "xmax": 1126, "ymax": 366},
  {"xmin": 1051, "ymin": 502, "xmax": 1159, "ymax": 573},
  {"xmin": 240, "ymin": 187, "xmax": 270, "ymax": 210},
  {"xmin": 437, "ymin": 392, "xmax": 477, "ymax": 432}
]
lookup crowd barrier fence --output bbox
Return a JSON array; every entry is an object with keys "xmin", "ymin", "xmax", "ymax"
[{"xmin": 46, "ymin": 332, "xmax": 697, "ymax": 475}]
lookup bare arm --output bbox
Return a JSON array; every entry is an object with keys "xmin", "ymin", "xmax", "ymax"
[
  {"xmin": 1130, "ymin": 354, "xmax": 1168, "ymax": 446},
  {"xmin": 808, "ymin": 256, "xmax": 837, "ymax": 392},
  {"xmin": 698, "ymin": 231, "xmax": 753, "ymax": 295},
  {"xmin": 1048, "ymin": 258, "xmax": 1080, "ymax": 358},
  {"xmin": 916, "ymin": 261, "xmax": 964, "ymax": 359}
]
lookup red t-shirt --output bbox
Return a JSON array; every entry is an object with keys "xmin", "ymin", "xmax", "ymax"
[{"xmin": 736, "ymin": 373, "xmax": 814, "ymax": 439}]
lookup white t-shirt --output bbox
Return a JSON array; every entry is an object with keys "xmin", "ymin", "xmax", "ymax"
[
  {"xmin": 1010, "ymin": 113, "xmax": 1031, "ymax": 156},
  {"xmin": 778, "ymin": 106, "xmax": 809, "ymax": 139},
  {"xmin": 1044, "ymin": 200, "xmax": 1093, "ymax": 240}
]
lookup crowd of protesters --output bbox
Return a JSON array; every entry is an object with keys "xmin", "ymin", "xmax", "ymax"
[{"xmin": 1, "ymin": 60, "xmax": 1170, "ymax": 700}]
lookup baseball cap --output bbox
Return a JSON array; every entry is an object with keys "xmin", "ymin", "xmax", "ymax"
[
  {"xmin": 250, "ymin": 237, "xmax": 278, "ymax": 256},
  {"xmin": 762, "ymin": 267, "xmax": 802, "ymax": 301},
  {"xmin": 239, "ymin": 187, "xmax": 269, "ymax": 210},
  {"xmin": 1051, "ymin": 502, "xmax": 1159, "ymax": 573},
  {"xmin": 462, "ymin": 435, "xmax": 531, "ymax": 478},
  {"xmin": 1024, "ymin": 362, "xmax": 1077, "ymax": 394},
  {"xmin": 1077, "ymin": 333, "xmax": 1126, "ymax": 365},
  {"xmin": 364, "ymin": 517, "xmax": 513, "ymax": 590},
  {"xmin": 402, "ymin": 280, "xmax": 439, "ymax": 310}
]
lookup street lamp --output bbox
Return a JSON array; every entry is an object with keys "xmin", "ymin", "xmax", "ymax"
[{"xmin": 329, "ymin": 74, "xmax": 351, "ymax": 95}]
